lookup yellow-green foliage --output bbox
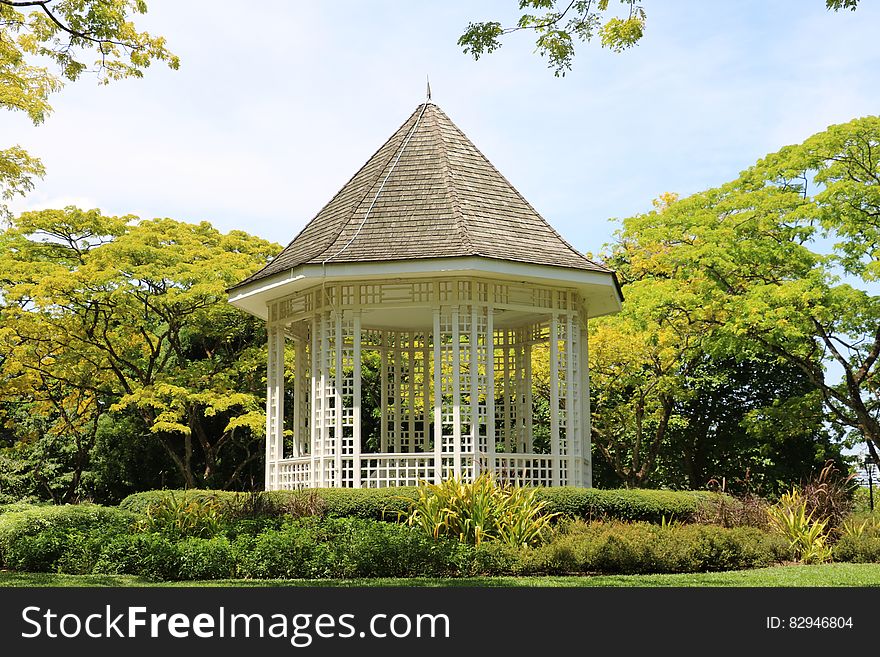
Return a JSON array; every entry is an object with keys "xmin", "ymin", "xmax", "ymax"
[
  {"xmin": 138, "ymin": 492, "xmax": 225, "ymax": 540},
  {"xmin": 766, "ymin": 490, "xmax": 832, "ymax": 564},
  {"xmin": 403, "ymin": 473, "xmax": 558, "ymax": 547}
]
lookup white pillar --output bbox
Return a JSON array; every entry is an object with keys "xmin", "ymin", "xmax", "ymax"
[
  {"xmin": 486, "ymin": 306, "xmax": 496, "ymax": 474},
  {"xmin": 393, "ymin": 332, "xmax": 402, "ymax": 453},
  {"xmin": 353, "ymin": 311, "xmax": 362, "ymax": 488},
  {"xmin": 309, "ymin": 313, "xmax": 324, "ymax": 488},
  {"xmin": 503, "ymin": 330, "xmax": 512, "ymax": 453},
  {"xmin": 470, "ymin": 304, "xmax": 479, "ymax": 476},
  {"xmin": 380, "ymin": 332, "xmax": 389, "ymax": 453},
  {"xmin": 581, "ymin": 318, "xmax": 592, "ymax": 488},
  {"xmin": 334, "ymin": 311, "xmax": 343, "ymax": 487},
  {"xmin": 524, "ymin": 334, "xmax": 533, "ymax": 453},
  {"xmin": 265, "ymin": 322, "xmax": 285, "ymax": 491},
  {"xmin": 433, "ymin": 306, "xmax": 443, "ymax": 484},
  {"xmin": 565, "ymin": 312, "xmax": 576, "ymax": 487},
  {"xmin": 451, "ymin": 306, "xmax": 462, "ymax": 479},
  {"xmin": 549, "ymin": 314, "xmax": 560, "ymax": 487}
]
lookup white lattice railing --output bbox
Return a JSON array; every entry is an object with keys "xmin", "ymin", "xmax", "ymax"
[
  {"xmin": 270, "ymin": 453, "xmax": 583, "ymax": 489},
  {"xmin": 493, "ymin": 454, "xmax": 557, "ymax": 487},
  {"xmin": 274, "ymin": 457, "xmax": 311, "ymax": 489},
  {"xmin": 361, "ymin": 453, "xmax": 435, "ymax": 488}
]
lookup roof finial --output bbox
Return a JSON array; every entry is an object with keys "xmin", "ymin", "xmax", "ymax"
[{"xmin": 426, "ymin": 75, "xmax": 431, "ymax": 102}]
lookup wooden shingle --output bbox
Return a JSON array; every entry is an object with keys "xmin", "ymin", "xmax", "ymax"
[{"xmin": 233, "ymin": 103, "xmax": 609, "ymax": 289}]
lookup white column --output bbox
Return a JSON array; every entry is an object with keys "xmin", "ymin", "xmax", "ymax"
[
  {"xmin": 393, "ymin": 332, "xmax": 402, "ymax": 452},
  {"xmin": 524, "ymin": 334, "xmax": 533, "ymax": 453},
  {"xmin": 423, "ymin": 339, "xmax": 431, "ymax": 454},
  {"xmin": 334, "ymin": 311, "xmax": 343, "ymax": 487},
  {"xmin": 433, "ymin": 306, "xmax": 443, "ymax": 483},
  {"xmin": 320, "ymin": 311, "xmax": 331, "ymax": 488},
  {"xmin": 565, "ymin": 312, "xmax": 576, "ymax": 487},
  {"xmin": 581, "ymin": 318, "xmax": 592, "ymax": 488},
  {"xmin": 264, "ymin": 321, "xmax": 285, "ymax": 491},
  {"xmin": 310, "ymin": 315, "xmax": 318, "ymax": 488},
  {"xmin": 380, "ymin": 332, "xmax": 389, "ymax": 453},
  {"xmin": 292, "ymin": 335, "xmax": 304, "ymax": 458},
  {"xmin": 470, "ymin": 304, "xmax": 479, "ymax": 476},
  {"xmin": 486, "ymin": 306, "xmax": 496, "ymax": 474},
  {"xmin": 451, "ymin": 306, "xmax": 462, "ymax": 479},
  {"xmin": 549, "ymin": 314, "xmax": 560, "ymax": 487},
  {"xmin": 353, "ymin": 311, "xmax": 362, "ymax": 488},
  {"xmin": 503, "ymin": 330, "xmax": 511, "ymax": 452}
]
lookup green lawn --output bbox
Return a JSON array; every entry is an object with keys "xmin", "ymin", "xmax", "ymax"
[{"xmin": 2, "ymin": 563, "xmax": 879, "ymax": 587}]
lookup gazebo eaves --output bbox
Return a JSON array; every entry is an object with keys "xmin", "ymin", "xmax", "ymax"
[{"xmin": 228, "ymin": 254, "xmax": 623, "ymax": 322}]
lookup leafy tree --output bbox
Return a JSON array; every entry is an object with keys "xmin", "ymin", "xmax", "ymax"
[
  {"xmin": 0, "ymin": 208, "xmax": 279, "ymax": 493},
  {"xmin": 459, "ymin": 0, "xmax": 861, "ymax": 76},
  {"xmin": 616, "ymin": 115, "xmax": 880, "ymax": 468},
  {"xmin": 0, "ymin": 1, "xmax": 177, "ymax": 216},
  {"xmin": 659, "ymin": 356, "xmax": 843, "ymax": 494}
]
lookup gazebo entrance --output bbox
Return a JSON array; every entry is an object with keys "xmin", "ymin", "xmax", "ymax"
[
  {"xmin": 228, "ymin": 100, "xmax": 622, "ymax": 489},
  {"xmin": 265, "ymin": 277, "xmax": 589, "ymax": 489}
]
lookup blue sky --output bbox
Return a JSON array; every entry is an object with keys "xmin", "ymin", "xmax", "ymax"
[{"xmin": 4, "ymin": 0, "xmax": 880, "ymax": 258}]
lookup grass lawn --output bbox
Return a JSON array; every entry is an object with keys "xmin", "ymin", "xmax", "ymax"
[{"xmin": 2, "ymin": 563, "xmax": 879, "ymax": 587}]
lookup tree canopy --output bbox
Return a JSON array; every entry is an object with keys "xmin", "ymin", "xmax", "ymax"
[
  {"xmin": 614, "ymin": 115, "xmax": 880, "ymax": 469},
  {"xmin": 0, "ymin": 1, "xmax": 177, "ymax": 216},
  {"xmin": 459, "ymin": 0, "xmax": 862, "ymax": 76},
  {"xmin": 0, "ymin": 209, "xmax": 279, "ymax": 500}
]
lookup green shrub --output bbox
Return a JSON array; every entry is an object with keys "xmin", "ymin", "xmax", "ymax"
[
  {"xmin": 534, "ymin": 488, "xmax": 720, "ymax": 524},
  {"xmin": 178, "ymin": 537, "xmax": 236, "ymax": 580},
  {"xmin": 121, "ymin": 487, "xmax": 721, "ymax": 526},
  {"xmin": 93, "ymin": 533, "xmax": 181, "ymax": 581},
  {"xmin": 485, "ymin": 520, "xmax": 788, "ymax": 575},
  {"xmin": 310, "ymin": 488, "xmax": 419, "ymax": 520},
  {"xmin": 120, "ymin": 488, "xmax": 414, "ymax": 523},
  {"xmin": 0, "ymin": 502, "xmax": 44, "ymax": 516},
  {"xmin": 234, "ymin": 519, "xmax": 335, "ymax": 579},
  {"xmin": 404, "ymin": 474, "xmax": 557, "ymax": 547},
  {"xmin": 138, "ymin": 492, "xmax": 225, "ymax": 539},
  {"xmin": 234, "ymin": 517, "xmax": 469, "ymax": 579},
  {"xmin": 0, "ymin": 504, "xmax": 136, "ymax": 573},
  {"xmin": 119, "ymin": 489, "xmax": 238, "ymax": 515},
  {"xmin": 833, "ymin": 514, "xmax": 880, "ymax": 563},
  {"xmin": 766, "ymin": 490, "xmax": 833, "ymax": 564}
]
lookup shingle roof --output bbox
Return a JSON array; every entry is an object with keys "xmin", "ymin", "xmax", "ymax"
[{"xmin": 233, "ymin": 102, "xmax": 610, "ymax": 289}]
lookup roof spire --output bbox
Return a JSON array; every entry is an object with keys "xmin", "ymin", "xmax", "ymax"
[{"xmin": 426, "ymin": 75, "xmax": 431, "ymax": 101}]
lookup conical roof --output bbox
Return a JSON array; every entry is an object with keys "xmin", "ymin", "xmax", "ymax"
[{"xmin": 233, "ymin": 102, "xmax": 610, "ymax": 290}]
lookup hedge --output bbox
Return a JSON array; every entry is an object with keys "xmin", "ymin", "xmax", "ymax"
[
  {"xmin": 0, "ymin": 512, "xmax": 786, "ymax": 580},
  {"xmin": 119, "ymin": 487, "xmax": 722, "ymax": 524},
  {"xmin": 0, "ymin": 504, "xmax": 137, "ymax": 573},
  {"xmin": 475, "ymin": 520, "xmax": 789, "ymax": 575}
]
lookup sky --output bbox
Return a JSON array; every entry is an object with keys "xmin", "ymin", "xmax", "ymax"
[{"xmin": 4, "ymin": 0, "xmax": 880, "ymax": 259}]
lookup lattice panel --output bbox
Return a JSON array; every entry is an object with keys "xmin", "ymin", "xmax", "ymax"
[
  {"xmin": 265, "ymin": 278, "xmax": 592, "ymax": 490},
  {"xmin": 361, "ymin": 455, "xmax": 435, "ymax": 488},
  {"xmin": 494, "ymin": 455, "xmax": 555, "ymax": 488},
  {"xmin": 276, "ymin": 458, "xmax": 311, "ymax": 489}
]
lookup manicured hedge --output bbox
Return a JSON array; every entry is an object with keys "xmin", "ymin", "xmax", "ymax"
[
  {"xmin": 118, "ymin": 489, "xmax": 237, "ymax": 514},
  {"xmin": 534, "ymin": 488, "xmax": 721, "ymax": 523},
  {"xmin": 0, "ymin": 503, "xmax": 787, "ymax": 581},
  {"xmin": 119, "ymin": 487, "xmax": 722, "ymax": 524},
  {"xmin": 475, "ymin": 520, "xmax": 789, "ymax": 575},
  {"xmin": 0, "ymin": 504, "xmax": 137, "ymax": 574}
]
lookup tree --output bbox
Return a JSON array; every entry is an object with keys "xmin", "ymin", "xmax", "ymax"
[
  {"xmin": 586, "ymin": 288, "xmax": 689, "ymax": 488},
  {"xmin": 660, "ymin": 356, "xmax": 843, "ymax": 494},
  {"xmin": 616, "ymin": 115, "xmax": 880, "ymax": 468},
  {"xmin": 0, "ymin": 1, "xmax": 177, "ymax": 215},
  {"xmin": 459, "ymin": 1, "xmax": 861, "ymax": 76},
  {"xmin": 0, "ymin": 208, "xmax": 279, "ymax": 493}
]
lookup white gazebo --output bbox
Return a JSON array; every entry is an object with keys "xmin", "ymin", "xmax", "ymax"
[{"xmin": 228, "ymin": 101, "xmax": 622, "ymax": 490}]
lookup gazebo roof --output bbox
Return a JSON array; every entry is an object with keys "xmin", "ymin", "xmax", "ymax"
[{"xmin": 232, "ymin": 102, "xmax": 610, "ymax": 291}]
